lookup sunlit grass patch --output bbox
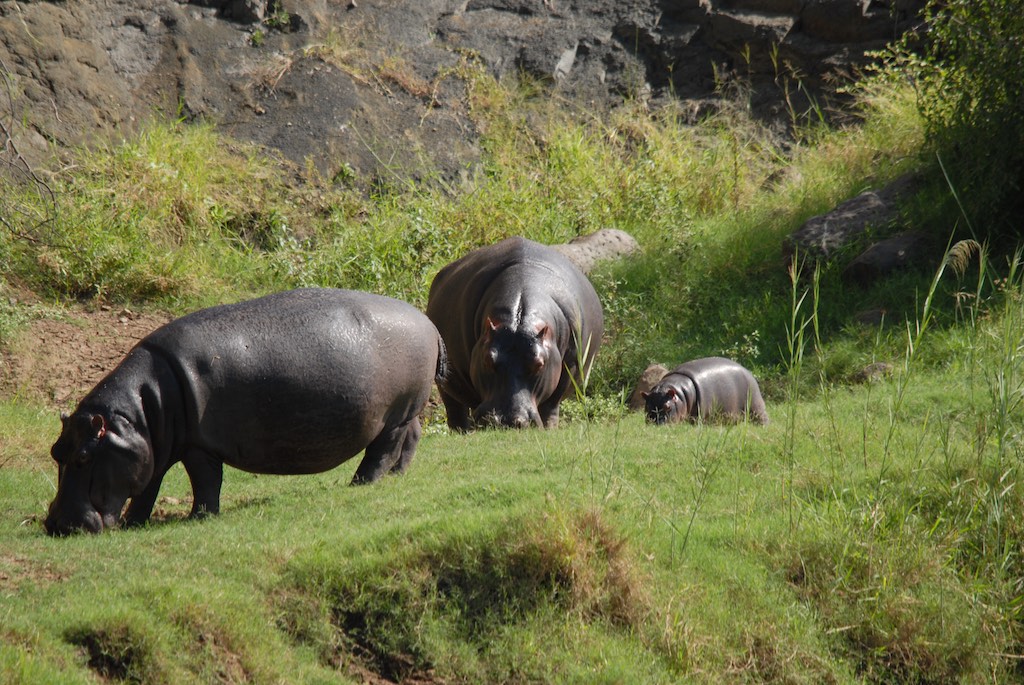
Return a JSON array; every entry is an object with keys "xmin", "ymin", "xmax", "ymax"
[{"xmin": 280, "ymin": 505, "xmax": 661, "ymax": 682}]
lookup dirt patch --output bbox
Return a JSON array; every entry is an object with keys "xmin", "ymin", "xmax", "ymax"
[
  {"xmin": 0, "ymin": 553, "xmax": 67, "ymax": 594},
  {"xmin": 1, "ymin": 304, "xmax": 172, "ymax": 411}
]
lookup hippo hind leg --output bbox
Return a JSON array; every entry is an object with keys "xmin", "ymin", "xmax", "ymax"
[
  {"xmin": 351, "ymin": 417, "xmax": 419, "ymax": 485},
  {"xmin": 390, "ymin": 417, "xmax": 422, "ymax": 475}
]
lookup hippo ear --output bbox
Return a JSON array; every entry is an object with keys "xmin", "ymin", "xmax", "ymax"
[
  {"xmin": 641, "ymin": 391, "xmax": 649, "ymax": 399},
  {"xmin": 482, "ymin": 317, "xmax": 500, "ymax": 342},
  {"xmin": 666, "ymin": 388, "xmax": 678, "ymax": 399},
  {"xmin": 89, "ymin": 414, "xmax": 107, "ymax": 440}
]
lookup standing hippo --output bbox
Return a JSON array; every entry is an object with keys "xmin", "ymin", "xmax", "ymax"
[
  {"xmin": 643, "ymin": 357, "xmax": 769, "ymax": 425},
  {"xmin": 426, "ymin": 236, "xmax": 603, "ymax": 431},
  {"xmin": 44, "ymin": 288, "xmax": 447, "ymax": 536}
]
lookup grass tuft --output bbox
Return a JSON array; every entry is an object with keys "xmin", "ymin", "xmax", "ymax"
[
  {"xmin": 64, "ymin": 621, "xmax": 167, "ymax": 685},
  {"xmin": 282, "ymin": 506, "xmax": 650, "ymax": 682}
]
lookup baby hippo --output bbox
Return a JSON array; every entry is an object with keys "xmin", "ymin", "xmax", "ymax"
[{"xmin": 643, "ymin": 357, "xmax": 768, "ymax": 425}]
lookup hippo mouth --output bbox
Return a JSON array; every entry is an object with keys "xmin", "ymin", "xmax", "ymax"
[
  {"xmin": 44, "ymin": 470, "xmax": 127, "ymax": 536},
  {"xmin": 474, "ymin": 401, "xmax": 543, "ymax": 429},
  {"xmin": 44, "ymin": 507, "xmax": 105, "ymax": 536}
]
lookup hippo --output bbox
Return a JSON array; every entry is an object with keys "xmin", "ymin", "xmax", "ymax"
[
  {"xmin": 643, "ymin": 357, "xmax": 769, "ymax": 425},
  {"xmin": 44, "ymin": 288, "xmax": 447, "ymax": 535},
  {"xmin": 426, "ymin": 236, "xmax": 603, "ymax": 431}
]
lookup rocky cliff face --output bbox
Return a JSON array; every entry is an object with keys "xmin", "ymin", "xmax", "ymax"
[{"xmin": 0, "ymin": 0, "xmax": 924, "ymax": 184}]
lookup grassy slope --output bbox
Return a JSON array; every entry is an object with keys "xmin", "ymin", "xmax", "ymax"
[
  {"xmin": 2, "ymin": 353, "xmax": 1020, "ymax": 682},
  {"xmin": 3, "ymin": 65, "xmax": 1024, "ymax": 681}
]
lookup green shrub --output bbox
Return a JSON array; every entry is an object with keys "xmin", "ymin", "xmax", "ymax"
[{"xmin": 891, "ymin": 0, "xmax": 1024, "ymax": 240}]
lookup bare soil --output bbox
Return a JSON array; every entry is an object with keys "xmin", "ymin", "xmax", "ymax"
[
  {"xmin": 0, "ymin": 552, "xmax": 67, "ymax": 594},
  {"xmin": 1, "ymin": 301, "xmax": 172, "ymax": 412}
]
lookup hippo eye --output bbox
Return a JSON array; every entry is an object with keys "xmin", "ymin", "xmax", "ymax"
[
  {"xmin": 74, "ymin": 447, "xmax": 92, "ymax": 467},
  {"xmin": 484, "ymin": 349, "xmax": 498, "ymax": 369}
]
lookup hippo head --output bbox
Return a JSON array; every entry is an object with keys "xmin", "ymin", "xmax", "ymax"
[
  {"xmin": 642, "ymin": 383, "xmax": 690, "ymax": 425},
  {"xmin": 44, "ymin": 412, "xmax": 153, "ymax": 536},
  {"xmin": 470, "ymin": 317, "xmax": 562, "ymax": 429}
]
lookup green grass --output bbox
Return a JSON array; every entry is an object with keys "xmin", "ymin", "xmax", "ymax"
[{"xmin": 3, "ymin": 324, "xmax": 1023, "ymax": 682}]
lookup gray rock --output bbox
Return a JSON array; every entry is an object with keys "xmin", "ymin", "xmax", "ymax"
[
  {"xmin": 842, "ymin": 230, "xmax": 935, "ymax": 287},
  {"xmin": 801, "ymin": 0, "xmax": 907, "ymax": 44},
  {"xmin": 782, "ymin": 173, "xmax": 921, "ymax": 259},
  {"xmin": 709, "ymin": 10, "xmax": 798, "ymax": 54},
  {"xmin": 628, "ymin": 363, "xmax": 669, "ymax": 411},
  {"xmin": 851, "ymin": 361, "xmax": 894, "ymax": 384},
  {"xmin": 784, "ymin": 190, "xmax": 892, "ymax": 259},
  {"xmin": 551, "ymin": 228, "xmax": 640, "ymax": 274},
  {"xmin": 190, "ymin": 0, "xmax": 267, "ymax": 23}
]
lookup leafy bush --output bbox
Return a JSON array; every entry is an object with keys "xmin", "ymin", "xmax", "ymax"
[{"xmin": 893, "ymin": 0, "xmax": 1024, "ymax": 240}]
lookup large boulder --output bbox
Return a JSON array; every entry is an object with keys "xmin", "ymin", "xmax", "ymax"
[
  {"xmin": 551, "ymin": 229, "xmax": 640, "ymax": 275},
  {"xmin": 782, "ymin": 174, "xmax": 921, "ymax": 259},
  {"xmin": 842, "ymin": 230, "xmax": 936, "ymax": 286},
  {"xmin": 627, "ymin": 363, "xmax": 670, "ymax": 411}
]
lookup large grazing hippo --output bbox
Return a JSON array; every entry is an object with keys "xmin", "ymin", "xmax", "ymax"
[
  {"xmin": 643, "ymin": 357, "xmax": 769, "ymax": 425},
  {"xmin": 426, "ymin": 236, "xmax": 604, "ymax": 431},
  {"xmin": 44, "ymin": 288, "xmax": 447, "ymax": 535}
]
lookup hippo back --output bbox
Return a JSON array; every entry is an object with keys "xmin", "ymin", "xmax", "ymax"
[
  {"xmin": 144, "ymin": 288, "xmax": 441, "ymax": 473},
  {"xmin": 674, "ymin": 356, "xmax": 768, "ymax": 423}
]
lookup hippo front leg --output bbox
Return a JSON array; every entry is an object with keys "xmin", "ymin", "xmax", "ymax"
[
  {"xmin": 182, "ymin": 448, "xmax": 224, "ymax": 517},
  {"xmin": 122, "ymin": 465, "xmax": 173, "ymax": 527},
  {"xmin": 538, "ymin": 373, "xmax": 572, "ymax": 428},
  {"xmin": 438, "ymin": 388, "xmax": 473, "ymax": 433},
  {"xmin": 539, "ymin": 403, "xmax": 560, "ymax": 428}
]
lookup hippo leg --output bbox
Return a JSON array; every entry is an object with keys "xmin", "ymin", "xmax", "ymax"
[
  {"xmin": 539, "ymin": 400, "xmax": 560, "ymax": 428},
  {"xmin": 538, "ymin": 374, "xmax": 571, "ymax": 428},
  {"xmin": 122, "ymin": 466, "xmax": 172, "ymax": 527},
  {"xmin": 351, "ymin": 419, "xmax": 413, "ymax": 484},
  {"xmin": 750, "ymin": 395, "xmax": 770, "ymax": 425},
  {"xmin": 438, "ymin": 388, "xmax": 473, "ymax": 433},
  {"xmin": 182, "ymin": 448, "xmax": 224, "ymax": 517},
  {"xmin": 389, "ymin": 417, "xmax": 422, "ymax": 475}
]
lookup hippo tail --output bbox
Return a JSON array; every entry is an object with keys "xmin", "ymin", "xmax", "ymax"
[{"xmin": 435, "ymin": 334, "xmax": 449, "ymax": 384}]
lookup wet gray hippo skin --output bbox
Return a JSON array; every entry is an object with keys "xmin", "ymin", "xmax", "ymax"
[
  {"xmin": 44, "ymin": 288, "xmax": 447, "ymax": 535},
  {"xmin": 426, "ymin": 236, "xmax": 604, "ymax": 431},
  {"xmin": 643, "ymin": 357, "xmax": 769, "ymax": 425}
]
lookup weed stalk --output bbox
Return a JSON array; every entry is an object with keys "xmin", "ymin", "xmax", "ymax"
[
  {"xmin": 875, "ymin": 233, "xmax": 957, "ymax": 493},
  {"xmin": 783, "ymin": 253, "xmax": 816, "ymax": 534}
]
